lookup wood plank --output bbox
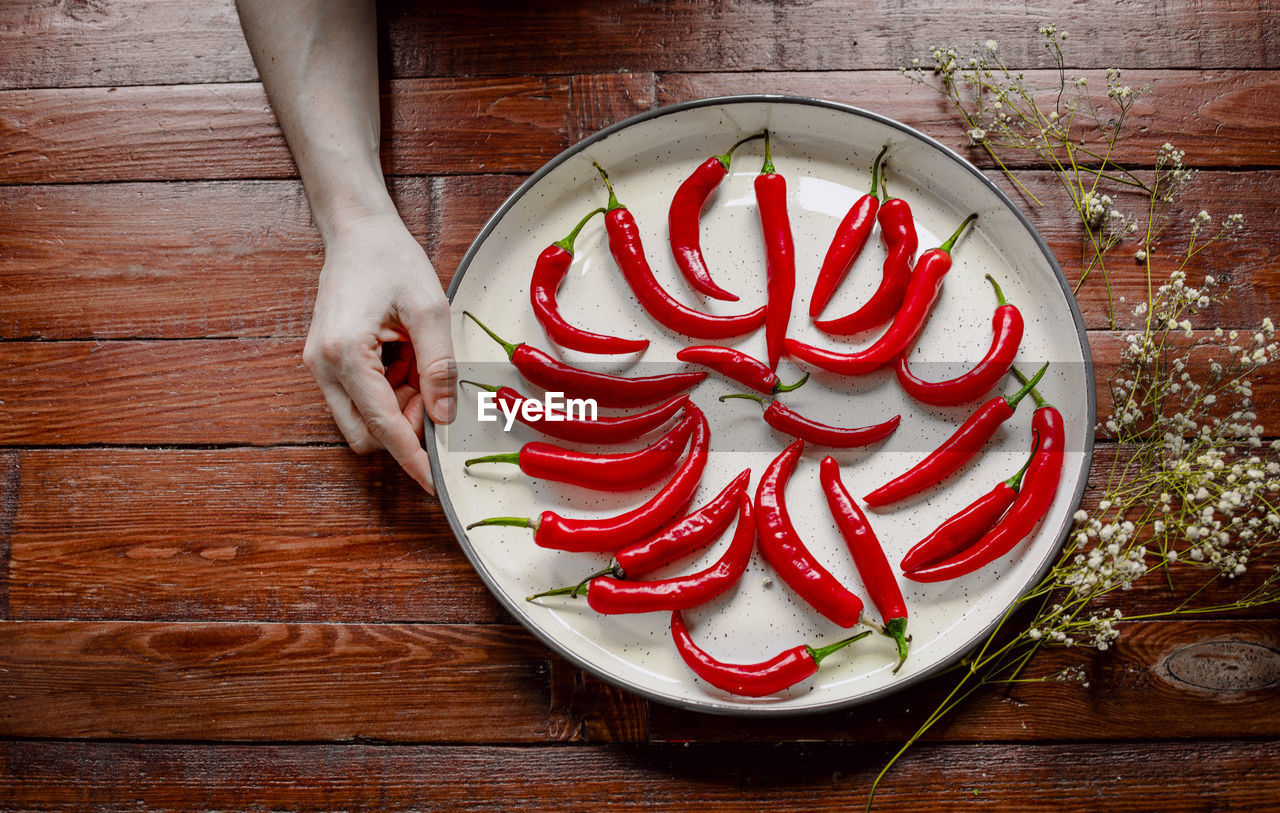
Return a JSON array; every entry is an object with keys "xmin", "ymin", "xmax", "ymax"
[
  {"xmin": 0, "ymin": 740, "xmax": 1277, "ymax": 811},
  {"xmin": 6, "ymin": 445, "xmax": 1271, "ymax": 624},
  {"xmin": 0, "ymin": 178, "xmax": 439, "ymax": 339},
  {"xmin": 5, "ymin": 168, "xmax": 1270, "ymax": 341},
  {"xmin": 0, "ymin": 451, "xmax": 17, "ymax": 618},
  {"xmin": 0, "ymin": 77, "xmax": 569, "ymax": 184},
  {"xmin": 0, "ymin": 621, "xmax": 557, "ymax": 742},
  {"xmin": 649, "ymin": 620, "xmax": 1280, "ymax": 743},
  {"xmin": 3, "ymin": 0, "xmax": 1277, "ymax": 89},
  {"xmin": 0, "ymin": 339, "xmax": 337, "ymax": 446},
  {"xmin": 659, "ymin": 70, "xmax": 1280, "ymax": 169},
  {"xmin": 569, "ymin": 73, "xmax": 656, "ymax": 143},
  {"xmin": 6, "ymin": 448, "xmax": 499, "ymax": 624}
]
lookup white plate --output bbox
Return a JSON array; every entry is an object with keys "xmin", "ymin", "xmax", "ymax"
[{"xmin": 429, "ymin": 96, "xmax": 1094, "ymax": 715}]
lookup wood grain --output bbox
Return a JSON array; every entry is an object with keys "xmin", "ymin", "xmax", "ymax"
[
  {"xmin": 2, "ymin": 72, "xmax": 1275, "ymax": 186},
  {"xmin": 1, "ymin": 739, "xmax": 1278, "ymax": 811},
  {"xmin": 0, "ymin": 617, "xmax": 1275, "ymax": 745},
  {"xmin": 6, "ymin": 448, "xmax": 497, "ymax": 623},
  {"xmin": 0, "ymin": 620, "xmax": 556, "ymax": 742},
  {"xmin": 0, "ymin": 78, "xmax": 569, "ymax": 184},
  {"xmin": 3, "ymin": 0, "xmax": 1277, "ymax": 90},
  {"xmin": 0, "ymin": 339, "xmax": 337, "ymax": 446},
  {"xmin": 0, "ymin": 452, "xmax": 17, "ymax": 619}
]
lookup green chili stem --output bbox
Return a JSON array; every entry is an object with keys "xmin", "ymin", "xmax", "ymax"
[
  {"xmin": 884, "ymin": 616, "xmax": 910, "ymax": 674},
  {"xmin": 868, "ymin": 144, "xmax": 889, "ymax": 198},
  {"xmin": 719, "ymin": 392, "xmax": 768, "ymax": 411},
  {"xmin": 807, "ymin": 630, "xmax": 874, "ymax": 665},
  {"xmin": 1005, "ymin": 361, "xmax": 1048, "ymax": 410},
  {"xmin": 462, "ymin": 311, "xmax": 518, "ymax": 361},
  {"xmin": 594, "ymin": 162, "xmax": 624, "ymax": 211},
  {"xmin": 938, "ymin": 213, "xmax": 979, "ymax": 254},
  {"xmin": 552, "ymin": 207, "xmax": 606, "ymax": 253},
  {"xmin": 465, "ymin": 516, "xmax": 535, "ymax": 531},
  {"xmin": 464, "ymin": 452, "xmax": 520, "ymax": 468},
  {"xmin": 458, "ymin": 380, "xmax": 499, "ymax": 393},
  {"xmin": 1004, "ymin": 446, "xmax": 1038, "ymax": 491},
  {"xmin": 716, "ymin": 131, "xmax": 767, "ymax": 169},
  {"xmin": 1011, "ymin": 365, "xmax": 1051, "ymax": 409},
  {"xmin": 773, "ymin": 372, "xmax": 810, "ymax": 394},
  {"xmin": 986, "ymin": 273, "xmax": 1009, "ymax": 306},
  {"xmin": 759, "ymin": 130, "xmax": 776, "ymax": 175}
]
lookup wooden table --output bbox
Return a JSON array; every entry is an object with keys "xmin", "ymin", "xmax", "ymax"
[{"xmin": 2, "ymin": 2, "xmax": 1278, "ymax": 809}]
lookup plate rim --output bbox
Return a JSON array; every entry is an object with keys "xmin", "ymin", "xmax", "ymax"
[{"xmin": 426, "ymin": 93, "xmax": 1097, "ymax": 717}]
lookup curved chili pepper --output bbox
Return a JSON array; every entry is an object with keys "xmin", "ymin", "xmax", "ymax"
[
  {"xmin": 676, "ymin": 345, "xmax": 808, "ymax": 395},
  {"xmin": 756, "ymin": 438, "xmax": 864, "ymax": 627},
  {"xmin": 906, "ymin": 389, "xmax": 1064, "ymax": 582},
  {"xmin": 542, "ymin": 469, "xmax": 752, "ymax": 596},
  {"xmin": 787, "ymin": 213, "xmax": 978, "ymax": 376},
  {"xmin": 819, "ymin": 456, "xmax": 909, "ymax": 672},
  {"xmin": 670, "ymin": 610, "xmax": 872, "ymax": 697},
  {"xmin": 900, "ymin": 451, "xmax": 1033, "ymax": 575},
  {"xmin": 458, "ymin": 382, "xmax": 687, "ymax": 444},
  {"xmin": 529, "ymin": 207, "xmax": 649, "ymax": 355},
  {"xmin": 668, "ymin": 132, "xmax": 764, "ymax": 302},
  {"xmin": 896, "ymin": 274, "xmax": 1024, "ymax": 405},
  {"xmin": 528, "ymin": 489, "xmax": 755, "ymax": 614},
  {"xmin": 464, "ymin": 413, "xmax": 694, "ymax": 492},
  {"xmin": 596, "ymin": 164, "xmax": 767, "ymax": 340},
  {"xmin": 466, "ymin": 404, "xmax": 711, "ymax": 552},
  {"xmin": 756, "ymin": 132, "xmax": 795, "ymax": 370},
  {"xmin": 813, "ymin": 165, "xmax": 919, "ymax": 334},
  {"xmin": 809, "ymin": 145, "xmax": 887, "ymax": 318},
  {"xmin": 719, "ymin": 393, "xmax": 901, "ymax": 448},
  {"xmin": 863, "ymin": 362, "xmax": 1047, "ymax": 507},
  {"xmin": 463, "ymin": 311, "xmax": 706, "ymax": 408}
]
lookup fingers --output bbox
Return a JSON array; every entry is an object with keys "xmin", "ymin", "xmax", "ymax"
[
  {"xmin": 344, "ymin": 360, "xmax": 436, "ymax": 494},
  {"xmin": 313, "ymin": 374, "xmax": 384, "ymax": 454},
  {"xmin": 402, "ymin": 300, "xmax": 458, "ymax": 425}
]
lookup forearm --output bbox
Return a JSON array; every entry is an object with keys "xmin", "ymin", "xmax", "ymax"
[{"xmin": 236, "ymin": 0, "xmax": 394, "ymax": 244}]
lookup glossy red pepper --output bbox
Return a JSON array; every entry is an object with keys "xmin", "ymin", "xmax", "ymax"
[
  {"xmin": 464, "ymin": 413, "xmax": 694, "ymax": 492},
  {"xmin": 463, "ymin": 311, "xmax": 706, "ymax": 408},
  {"xmin": 719, "ymin": 393, "xmax": 901, "ymax": 448},
  {"xmin": 787, "ymin": 213, "xmax": 977, "ymax": 376},
  {"xmin": 819, "ymin": 456, "xmax": 909, "ymax": 672},
  {"xmin": 813, "ymin": 167, "xmax": 919, "ymax": 334},
  {"xmin": 596, "ymin": 164, "xmax": 767, "ymax": 340},
  {"xmin": 896, "ymin": 274, "xmax": 1024, "ymax": 405},
  {"xmin": 529, "ymin": 207, "xmax": 649, "ymax": 355},
  {"xmin": 670, "ymin": 610, "xmax": 872, "ymax": 697},
  {"xmin": 756, "ymin": 438, "xmax": 864, "ymax": 627},
  {"xmin": 809, "ymin": 145, "xmax": 887, "ymax": 318},
  {"xmin": 466, "ymin": 404, "xmax": 711, "ymax": 552},
  {"xmin": 676, "ymin": 345, "xmax": 808, "ymax": 395},
  {"xmin": 528, "ymin": 489, "xmax": 755, "ymax": 614},
  {"xmin": 668, "ymin": 132, "xmax": 763, "ymax": 302},
  {"xmin": 458, "ymin": 381, "xmax": 687, "ymax": 445},
  {"xmin": 900, "ymin": 452, "xmax": 1033, "ymax": 575},
  {"xmin": 863, "ymin": 362, "xmax": 1047, "ymax": 507},
  {"xmin": 906, "ymin": 393, "xmax": 1065, "ymax": 582},
  {"xmin": 756, "ymin": 131, "xmax": 796, "ymax": 370}
]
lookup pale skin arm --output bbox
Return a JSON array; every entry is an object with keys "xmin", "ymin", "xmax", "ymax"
[{"xmin": 236, "ymin": 0, "xmax": 456, "ymax": 493}]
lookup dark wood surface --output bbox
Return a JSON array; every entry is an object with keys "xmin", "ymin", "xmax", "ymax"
[{"xmin": 3, "ymin": 1, "xmax": 1278, "ymax": 809}]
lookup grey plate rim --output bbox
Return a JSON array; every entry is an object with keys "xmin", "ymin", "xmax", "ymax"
[{"xmin": 426, "ymin": 94, "xmax": 1097, "ymax": 718}]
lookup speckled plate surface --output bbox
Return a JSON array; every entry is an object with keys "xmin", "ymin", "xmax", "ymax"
[{"xmin": 428, "ymin": 96, "xmax": 1094, "ymax": 715}]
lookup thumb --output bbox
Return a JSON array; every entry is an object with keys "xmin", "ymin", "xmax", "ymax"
[{"xmin": 403, "ymin": 300, "xmax": 458, "ymax": 425}]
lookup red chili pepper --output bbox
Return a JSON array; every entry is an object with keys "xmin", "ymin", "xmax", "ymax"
[
  {"xmin": 863, "ymin": 362, "xmax": 1047, "ymax": 507},
  {"xmin": 900, "ymin": 451, "xmax": 1034, "ymax": 575},
  {"xmin": 809, "ymin": 145, "xmax": 887, "ymax": 318},
  {"xmin": 756, "ymin": 438, "xmax": 864, "ymax": 627},
  {"xmin": 458, "ymin": 381, "xmax": 688, "ymax": 445},
  {"xmin": 906, "ymin": 388, "xmax": 1065, "ymax": 582},
  {"xmin": 464, "ymin": 413, "xmax": 694, "ymax": 492},
  {"xmin": 668, "ymin": 132, "xmax": 764, "ymax": 302},
  {"xmin": 813, "ymin": 166, "xmax": 919, "ymax": 334},
  {"xmin": 529, "ymin": 207, "xmax": 649, "ymax": 355},
  {"xmin": 787, "ymin": 213, "xmax": 977, "ymax": 376},
  {"xmin": 819, "ymin": 456, "xmax": 909, "ymax": 672},
  {"xmin": 756, "ymin": 131, "xmax": 796, "ymax": 370},
  {"xmin": 676, "ymin": 345, "xmax": 808, "ymax": 395},
  {"xmin": 527, "ymin": 488, "xmax": 755, "ymax": 614},
  {"xmin": 466, "ymin": 404, "xmax": 711, "ymax": 552},
  {"xmin": 595, "ymin": 164, "xmax": 767, "ymax": 340},
  {"xmin": 670, "ymin": 610, "xmax": 872, "ymax": 697},
  {"xmin": 719, "ymin": 393, "xmax": 901, "ymax": 448},
  {"xmin": 463, "ymin": 311, "xmax": 707, "ymax": 408},
  {"xmin": 896, "ymin": 274, "xmax": 1024, "ymax": 406}
]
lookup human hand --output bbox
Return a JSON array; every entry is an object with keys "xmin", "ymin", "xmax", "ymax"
[{"xmin": 303, "ymin": 210, "xmax": 456, "ymax": 493}]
